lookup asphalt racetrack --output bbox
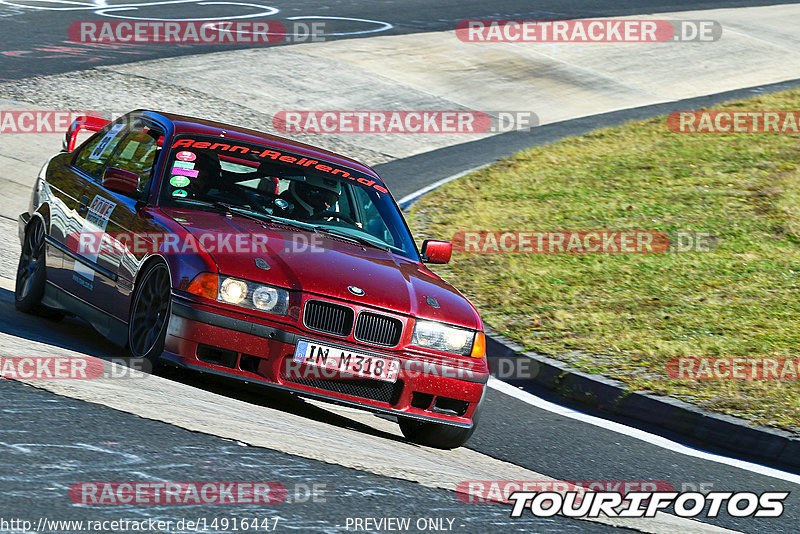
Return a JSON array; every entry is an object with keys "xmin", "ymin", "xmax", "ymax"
[
  {"xmin": 0, "ymin": 0, "xmax": 797, "ymax": 79},
  {"xmin": 1, "ymin": 1, "xmax": 800, "ymax": 533}
]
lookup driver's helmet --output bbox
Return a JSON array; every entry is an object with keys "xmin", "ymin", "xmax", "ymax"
[{"xmin": 288, "ymin": 174, "xmax": 342, "ymax": 216}]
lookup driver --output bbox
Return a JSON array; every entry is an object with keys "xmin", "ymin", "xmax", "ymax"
[{"xmin": 278, "ymin": 174, "xmax": 342, "ymax": 220}]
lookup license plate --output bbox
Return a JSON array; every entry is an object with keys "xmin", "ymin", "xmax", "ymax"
[{"xmin": 293, "ymin": 340, "xmax": 400, "ymax": 383}]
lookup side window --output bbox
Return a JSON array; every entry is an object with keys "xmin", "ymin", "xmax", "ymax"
[
  {"xmin": 351, "ymin": 186, "xmax": 395, "ymax": 245},
  {"xmin": 105, "ymin": 129, "xmax": 161, "ymax": 194},
  {"xmin": 73, "ymin": 122, "xmax": 127, "ymax": 178},
  {"xmin": 334, "ymin": 182, "xmax": 353, "ymax": 216}
]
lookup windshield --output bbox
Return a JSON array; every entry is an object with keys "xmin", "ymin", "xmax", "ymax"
[{"xmin": 158, "ymin": 134, "xmax": 418, "ymax": 260}]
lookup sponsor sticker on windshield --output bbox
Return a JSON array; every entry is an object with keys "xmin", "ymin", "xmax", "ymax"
[
  {"xmin": 172, "ymin": 167, "xmax": 199, "ymax": 178},
  {"xmin": 170, "ymin": 175, "xmax": 191, "ymax": 187}
]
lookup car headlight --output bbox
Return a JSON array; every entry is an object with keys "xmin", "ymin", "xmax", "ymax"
[
  {"xmin": 219, "ymin": 278, "xmax": 248, "ymax": 304},
  {"xmin": 252, "ymin": 286, "xmax": 280, "ymax": 311},
  {"xmin": 218, "ymin": 275, "xmax": 289, "ymax": 315},
  {"xmin": 411, "ymin": 320, "xmax": 479, "ymax": 356}
]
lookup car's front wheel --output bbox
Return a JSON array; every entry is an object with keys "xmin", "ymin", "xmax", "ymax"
[
  {"xmin": 15, "ymin": 219, "xmax": 55, "ymax": 316},
  {"xmin": 398, "ymin": 418, "xmax": 477, "ymax": 449},
  {"xmin": 128, "ymin": 261, "xmax": 172, "ymax": 367},
  {"xmin": 399, "ymin": 389, "xmax": 485, "ymax": 449}
]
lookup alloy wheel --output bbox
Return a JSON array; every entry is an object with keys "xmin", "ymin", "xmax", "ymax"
[{"xmin": 129, "ymin": 263, "xmax": 171, "ymax": 357}]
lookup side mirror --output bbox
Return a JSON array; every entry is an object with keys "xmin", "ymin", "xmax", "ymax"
[
  {"xmin": 63, "ymin": 115, "xmax": 111, "ymax": 152},
  {"xmin": 103, "ymin": 167, "xmax": 140, "ymax": 197},
  {"xmin": 421, "ymin": 239, "xmax": 452, "ymax": 264}
]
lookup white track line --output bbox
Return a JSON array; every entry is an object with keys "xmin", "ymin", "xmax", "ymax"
[
  {"xmin": 489, "ymin": 377, "xmax": 800, "ymax": 486},
  {"xmin": 397, "ymin": 164, "xmax": 489, "ymax": 208},
  {"xmin": 399, "ymin": 166, "xmax": 800, "ymax": 486},
  {"xmin": 0, "ymin": 277, "xmax": 14, "ymax": 292}
]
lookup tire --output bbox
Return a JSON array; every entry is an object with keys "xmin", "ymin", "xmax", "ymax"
[
  {"xmin": 15, "ymin": 219, "xmax": 51, "ymax": 315},
  {"xmin": 398, "ymin": 418, "xmax": 476, "ymax": 449},
  {"xmin": 127, "ymin": 261, "xmax": 172, "ymax": 367},
  {"xmin": 398, "ymin": 387, "xmax": 486, "ymax": 449}
]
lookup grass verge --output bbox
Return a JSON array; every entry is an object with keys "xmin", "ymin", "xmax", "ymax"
[{"xmin": 408, "ymin": 90, "xmax": 800, "ymax": 433}]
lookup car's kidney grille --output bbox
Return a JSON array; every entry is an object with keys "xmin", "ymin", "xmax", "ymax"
[
  {"xmin": 354, "ymin": 312, "xmax": 403, "ymax": 346},
  {"xmin": 304, "ymin": 300, "xmax": 354, "ymax": 337}
]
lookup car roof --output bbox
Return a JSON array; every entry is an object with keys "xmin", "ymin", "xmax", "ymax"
[{"xmin": 141, "ymin": 110, "xmax": 382, "ymax": 181}]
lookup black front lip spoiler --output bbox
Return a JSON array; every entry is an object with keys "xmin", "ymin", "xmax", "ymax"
[{"xmin": 160, "ymin": 352, "xmax": 473, "ymax": 429}]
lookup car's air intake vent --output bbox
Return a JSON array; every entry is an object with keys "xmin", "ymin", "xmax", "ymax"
[
  {"xmin": 281, "ymin": 364, "xmax": 403, "ymax": 404},
  {"xmin": 354, "ymin": 312, "xmax": 403, "ymax": 346},
  {"xmin": 303, "ymin": 300, "xmax": 354, "ymax": 337}
]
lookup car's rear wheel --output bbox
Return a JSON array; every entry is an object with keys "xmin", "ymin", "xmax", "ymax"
[
  {"xmin": 15, "ymin": 219, "xmax": 63, "ymax": 320},
  {"xmin": 128, "ymin": 261, "xmax": 171, "ymax": 366}
]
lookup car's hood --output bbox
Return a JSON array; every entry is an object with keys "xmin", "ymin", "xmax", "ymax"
[{"xmin": 163, "ymin": 208, "xmax": 481, "ymax": 330}]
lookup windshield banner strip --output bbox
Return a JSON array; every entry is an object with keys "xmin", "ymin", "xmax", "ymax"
[{"xmin": 170, "ymin": 139, "xmax": 388, "ymax": 194}]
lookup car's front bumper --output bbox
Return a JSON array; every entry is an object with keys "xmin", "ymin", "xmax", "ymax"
[{"xmin": 164, "ymin": 295, "xmax": 488, "ymax": 428}]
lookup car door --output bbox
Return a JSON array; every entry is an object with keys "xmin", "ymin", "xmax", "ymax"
[
  {"xmin": 41, "ymin": 152, "xmax": 94, "ymax": 295},
  {"xmin": 56, "ymin": 120, "xmax": 128, "ymax": 301},
  {"xmin": 74, "ymin": 119, "xmax": 165, "ymax": 322}
]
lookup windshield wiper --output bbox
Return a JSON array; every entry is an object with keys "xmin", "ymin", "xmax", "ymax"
[
  {"xmin": 211, "ymin": 201, "xmax": 270, "ymax": 225},
  {"xmin": 174, "ymin": 198, "xmax": 316, "ymax": 232},
  {"xmin": 314, "ymin": 227, "xmax": 390, "ymax": 252},
  {"xmin": 194, "ymin": 200, "xmax": 278, "ymax": 227},
  {"xmin": 223, "ymin": 204, "xmax": 322, "ymax": 234}
]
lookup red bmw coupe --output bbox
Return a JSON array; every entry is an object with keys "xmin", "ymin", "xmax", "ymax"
[{"xmin": 16, "ymin": 110, "xmax": 488, "ymax": 448}]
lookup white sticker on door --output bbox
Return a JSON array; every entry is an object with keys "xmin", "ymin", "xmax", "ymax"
[{"xmin": 73, "ymin": 195, "xmax": 117, "ymax": 285}]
